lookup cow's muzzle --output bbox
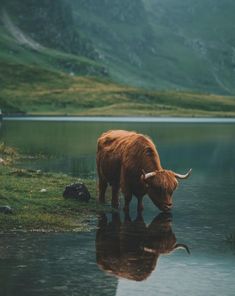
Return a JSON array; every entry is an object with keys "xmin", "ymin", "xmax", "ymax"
[{"xmin": 162, "ymin": 203, "xmax": 173, "ymax": 212}]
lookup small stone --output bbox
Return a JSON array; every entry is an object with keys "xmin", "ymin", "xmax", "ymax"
[
  {"xmin": 63, "ymin": 182, "xmax": 90, "ymax": 202},
  {"xmin": 40, "ymin": 189, "xmax": 47, "ymax": 193},
  {"xmin": 0, "ymin": 205, "xmax": 13, "ymax": 214}
]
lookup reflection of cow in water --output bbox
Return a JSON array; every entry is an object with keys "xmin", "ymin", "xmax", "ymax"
[{"xmin": 96, "ymin": 213, "xmax": 189, "ymax": 281}]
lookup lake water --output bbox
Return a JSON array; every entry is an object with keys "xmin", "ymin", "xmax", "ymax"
[{"xmin": 0, "ymin": 118, "xmax": 235, "ymax": 296}]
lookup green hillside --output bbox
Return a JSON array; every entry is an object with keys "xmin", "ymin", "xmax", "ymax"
[
  {"xmin": 0, "ymin": 1, "xmax": 107, "ymax": 76},
  {"xmin": 1, "ymin": 59, "xmax": 235, "ymax": 117},
  {"xmin": 144, "ymin": 0, "xmax": 235, "ymax": 94},
  {"xmin": 0, "ymin": 1, "xmax": 235, "ymax": 116},
  {"xmin": 72, "ymin": 0, "xmax": 235, "ymax": 94}
]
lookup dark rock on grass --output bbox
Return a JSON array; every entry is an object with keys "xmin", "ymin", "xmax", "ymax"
[
  {"xmin": 63, "ymin": 183, "xmax": 91, "ymax": 202},
  {"xmin": 0, "ymin": 205, "xmax": 13, "ymax": 214}
]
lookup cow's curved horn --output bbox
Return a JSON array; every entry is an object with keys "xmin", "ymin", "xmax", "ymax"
[
  {"xmin": 174, "ymin": 168, "xmax": 192, "ymax": 179},
  {"xmin": 173, "ymin": 243, "xmax": 190, "ymax": 254},
  {"xmin": 144, "ymin": 247, "xmax": 156, "ymax": 254},
  {"xmin": 142, "ymin": 170, "xmax": 156, "ymax": 180}
]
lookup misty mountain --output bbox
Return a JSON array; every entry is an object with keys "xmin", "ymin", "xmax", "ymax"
[
  {"xmin": 71, "ymin": 0, "xmax": 163, "ymax": 88},
  {"xmin": 0, "ymin": 0, "xmax": 108, "ymax": 78},
  {"xmin": 71, "ymin": 0, "xmax": 235, "ymax": 94},
  {"xmin": 1, "ymin": 0, "xmax": 96, "ymax": 58},
  {"xmin": 1, "ymin": 0, "xmax": 235, "ymax": 94},
  {"xmin": 143, "ymin": 0, "xmax": 235, "ymax": 93}
]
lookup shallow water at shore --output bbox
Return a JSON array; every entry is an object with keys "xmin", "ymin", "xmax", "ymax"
[{"xmin": 0, "ymin": 118, "xmax": 235, "ymax": 296}]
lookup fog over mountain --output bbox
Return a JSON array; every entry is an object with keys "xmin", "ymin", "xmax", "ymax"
[{"xmin": 1, "ymin": 0, "xmax": 235, "ymax": 94}]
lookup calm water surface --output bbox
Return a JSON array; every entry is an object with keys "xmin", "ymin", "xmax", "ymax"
[{"xmin": 0, "ymin": 118, "xmax": 235, "ymax": 296}]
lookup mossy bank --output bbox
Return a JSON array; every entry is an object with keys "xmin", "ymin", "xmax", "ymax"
[{"xmin": 0, "ymin": 143, "xmax": 102, "ymax": 233}]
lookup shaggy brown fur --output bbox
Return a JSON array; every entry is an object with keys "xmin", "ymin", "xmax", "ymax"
[{"xmin": 96, "ymin": 130, "xmax": 178, "ymax": 212}]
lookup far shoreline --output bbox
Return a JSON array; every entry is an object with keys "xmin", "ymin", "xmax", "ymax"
[{"xmin": 3, "ymin": 115, "xmax": 235, "ymax": 123}]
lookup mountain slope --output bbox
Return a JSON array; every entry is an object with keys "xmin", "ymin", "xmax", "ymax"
[
  {"xmin": 71, "ymin": 0, "xmax": 175, "ymax": 89},
  {"xmin": 144, "ymin": 0, "xmax": 235, "ymax": 94},
  {"xmin": 1, "ymin": 0, "xmax": 96, "ymax": 58},
  {"xmin": 0, "ymin": 1, "xmax": 107, "ymax": 76},
  {"xmin": 1, "ymin": 0, "xmax": 235, "ymax": 94},
  {"xmin": 0, "ymin": 0, "xmax": 235, "ymax": 117},
  {"xmin": 71, "ymin": 0, "xmax": 235, "ymax": 94}
]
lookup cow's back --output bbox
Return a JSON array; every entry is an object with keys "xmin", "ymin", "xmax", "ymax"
[
  {"xmin": 97, "ymin": 130, "xmax": 136, "ymax": 184},
  {"xmin": 97, "ymin": 130, "xmax": 159, "ymax": 185}
]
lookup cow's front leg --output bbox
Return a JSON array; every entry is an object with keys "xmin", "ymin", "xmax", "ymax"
[
  {"xmin": 123, "ymin": 192, "xmax": 132, "ymax": 213},
  {"xmin": 137, "ymin": 196, "xmax": 144, "ymax": 212},
  {"xmin": 111, "ymin": 184, "xmax": 120, "ymax": 209}
]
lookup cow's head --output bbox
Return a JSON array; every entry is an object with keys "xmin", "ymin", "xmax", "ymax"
[
  {"xmin": 141, "ymin": 168, "xmax": 192, "ymax": 212},
  {"xmin": 144, "ymin": 212, "xmax": 190, "ymax": 255}
]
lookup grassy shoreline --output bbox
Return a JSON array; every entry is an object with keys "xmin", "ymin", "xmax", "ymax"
[{"xmin": 0, "ymin": 144, "xmax": 103, "ymax": 233}]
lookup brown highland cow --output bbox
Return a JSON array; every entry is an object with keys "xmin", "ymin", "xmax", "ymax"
[{"xmin": 96, "ymin": 130, "xmax": 191, "ymax": 212}]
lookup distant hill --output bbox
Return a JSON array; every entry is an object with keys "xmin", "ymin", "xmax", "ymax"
[
  {"xmin": 1, "ymin": 0, "xmax": 235, "ymax": 116},
  {"xmin": 1, "ymin": 0, "xmax": 235, "ymax": 94}
]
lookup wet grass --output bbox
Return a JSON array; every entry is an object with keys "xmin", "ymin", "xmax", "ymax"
[{"xmin": 0, "ymin": 144, "xmax": 104, "ymax": 233}]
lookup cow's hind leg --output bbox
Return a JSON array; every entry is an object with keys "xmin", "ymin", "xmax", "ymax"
[
  {"xmin": 98, "ymin": 178, "xmax": 108, "ymax": 204},
  {"xmin": 120, "ymin": 171, "xmax": 132, "ymax": 214},
  {"xmin": 111, "ymin": 183, "xmax": 120, "ymax": 209}
]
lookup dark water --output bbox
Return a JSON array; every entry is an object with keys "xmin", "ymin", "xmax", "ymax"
[{"xmin": 0, "ymin": 119, "xmax": 235, "ymax": 296}]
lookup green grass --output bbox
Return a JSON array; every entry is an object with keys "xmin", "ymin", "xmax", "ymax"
[
  {"xmin": 1, "ymin": 59, "xmax": 235, "ymax": 116},
  {"xmin": 0, "ymin": 144, "xmax": 106, "ymax": 232}
]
